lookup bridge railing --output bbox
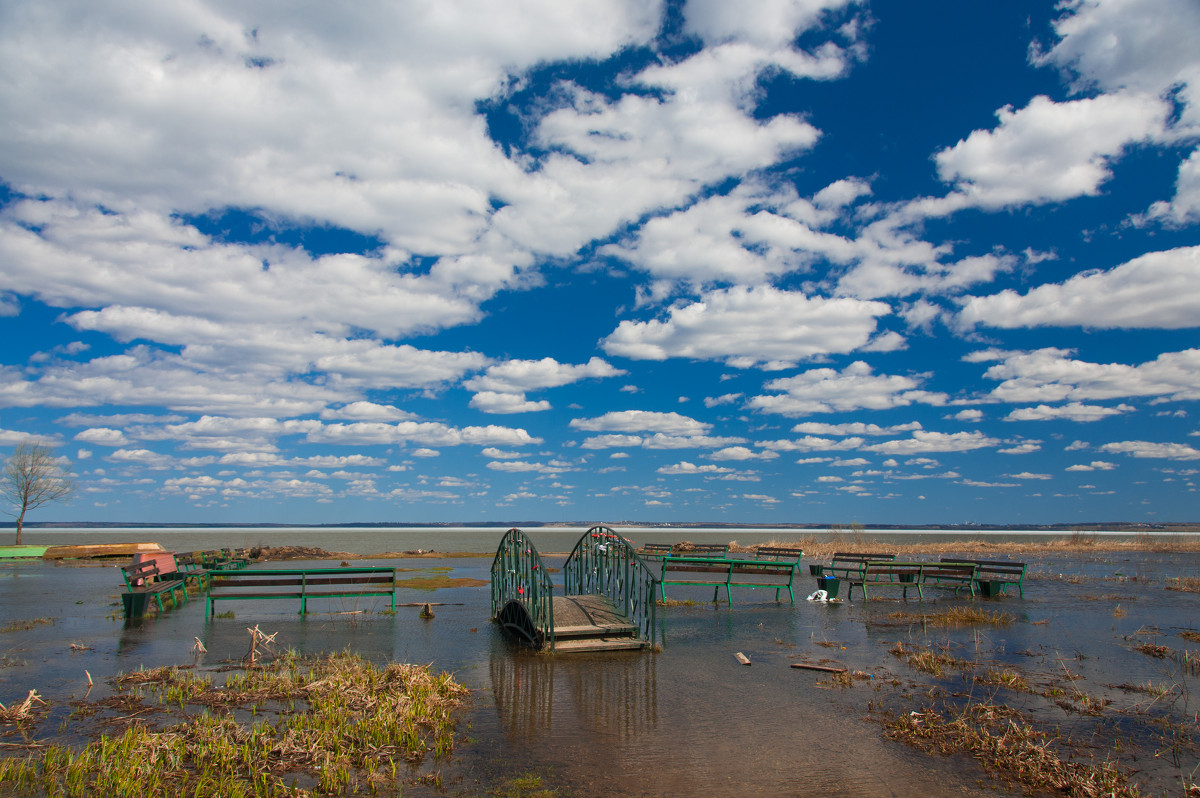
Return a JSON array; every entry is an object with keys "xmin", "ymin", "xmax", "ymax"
[
  {"xmin": 491, "ymin": 528, "xmax": 555, "ymax": 648},
  {"xmin": 564, "ymin": 525, "xmax": 659, "ymax": 648}
]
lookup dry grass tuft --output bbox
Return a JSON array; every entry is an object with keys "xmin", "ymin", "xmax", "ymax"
[
  {"xmin": 887, "ymin": 607, "xmax": 1014, "ymax": 627},
  {"xmin": 889, "ymin": 642, "xmax": 971, "ymax": 677},
  {"xmin": 885, "ymin": 702, "xmax": 1142, "ymax": 797},
  {"xmin": 1134, "ymin": 643, "xmax": 1171, "ymax": 659},
  {"xmin": 0, "ymin": 651, "xmax": 468, "ymax": 797},
  {"xmin": 1165, "ymin": 576, "xmax": 1200, "ymax": 594},
  {"xmin": 750, "ymin": 533, "xmax": 1200, "ymax": 558},
  {"xmin": 0, "ymin": 618, "xmax": 54, "ymax": 634}
]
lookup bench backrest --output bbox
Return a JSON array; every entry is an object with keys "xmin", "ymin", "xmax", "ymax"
[
  {"xmin": 209, "ymin": 567, "xmax": 395, "ymax": 591},
  {"xmin": 684, "ymin": 544, "xmax": 728, "ymax": 558},
  {"xmin": 121, "ymin": 560, "xmax": 164, "ymax": 589},
  {"xmin": 921, "ymin": 562, "xmax": 977, "ymax": 579},
  {"xmin": 941, "ymin": 557, "xmax": 1025, "ymax": 577},
  {"xmin": 755, "ymin": 546, "xmax": 803, "ymax": 562},
  {"xmin": 639, "ymin": 543, "xmax": 673, "ymax": 556},
  {"xmin": 832, "ymin": 551, "xmax": 896, "ymax": 562}
]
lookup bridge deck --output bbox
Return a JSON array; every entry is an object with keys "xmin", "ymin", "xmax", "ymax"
[{"xmin": 552, "ymin": 594, "xmax": 646, "ymax": 651}]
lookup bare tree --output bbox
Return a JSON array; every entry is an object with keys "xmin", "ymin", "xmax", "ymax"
[{"xmin": 2, "ymin": 442, "xmax": 74, "ymax": 545}]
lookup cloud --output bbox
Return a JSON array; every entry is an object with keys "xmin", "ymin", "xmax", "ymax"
[
  {"xmin": 1066, "ymin": 461, "xmax": 1118, "ymax": 471},
  {"xmin": 73, "ymin": 427, "xmax": 130, "ymax": 447},
  {"xmin": 749, "ymin": 361, "xmax": 947, "ymax": 416},
  {"xmin": 1144, "ymin": 149, "xmax": 1200, "ymax": 226},
  {"xmin": 307, "ymin": 420, "xmax": 541, "ymax": 447},
  {"xmin": 960, "ymin": 246, "xmax": 1200, "ymax": 329},
  {"xmin": 601, "ymin": 183, "xmax": 860, "ymax": 288},
  {"xmin": 319, "ymin": 402, "xmax": 416, "ymax": 422},
  {"xmin": 861, "ymin": 430, "xmax": 999, "ymax": 455},
  {"xmin": 464, "ymin": 356, "xmax": 623, "ymax": 413},
  {"xmin": 790, "ymin": 421, "xmax": 923, "ymax": 436},
  {"xmin": 464, "ymin": 357, "xmax": 624, "ymax": 394},
  {"xmin": 656, "ymin": 461, "xmax": 734, "ymax": 475},
  {"xmin": 468, "ymin": 391, "xmax": 552, "ymax": 414},
  {"xmin": 487, "ymin": 459, "xmax": 572, "ymax": 473},
  {"xmin": 481, "ymin": 447, "xmax": 524, "ymax": 460},
  {"xmin": 1006, "ymin": 403, "xmax": 1135, "ymax": 422},
  {"xmin": 759, "ymin": 436, "xmax": 865, "ymax": 452},
  {"xmin": 1034, "ymin": 0, "xmax": 1200, "ymax": 130},
  {"xmin": 704, "ymin": 392, "xmax": 743, "ymax": 408},
  {"xmin": 705, "ymin": 446, "xmax": 779, "ymax": 461},
  {"xmin": 604, "ymin": 283, "xmax": 897, "ymax": 367},
  {"xmin": 982, "ymin": 347, "xmax": 1200, "ymax": 404},
  {"xmin": 1098, "ymin": 440, "xmax": 1200, "ymax": 460},
  {"xmin": 570, "ymin": 410, "xmax": 710, "ymax": 435},
  {"xmin": 602, "ymin": 285, "xmax": 893, "ymax": 369},
  {"xmin": 933, "ymin": 93, "xmax": 1168, "ymax": 208}
]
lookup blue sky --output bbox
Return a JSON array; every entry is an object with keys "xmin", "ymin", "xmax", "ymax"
[{"xmin": 1, "ymin": 0, "xmax": 1199, "ymax": 526}]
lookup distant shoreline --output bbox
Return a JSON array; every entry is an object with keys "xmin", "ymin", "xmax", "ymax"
[{"xmin": 13, "ymin": 520, "xmax": 1200, "ymax": 532}]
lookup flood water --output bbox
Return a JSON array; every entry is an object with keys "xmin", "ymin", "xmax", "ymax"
[{"xmin": 2, "ymin": 529, "xmax": 1199, "ymax": 796}]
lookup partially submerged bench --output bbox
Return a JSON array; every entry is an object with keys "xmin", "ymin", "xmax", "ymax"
[
  {"xmin": 825, "ymin": 552, "xmax": 897, "ymax": 581},
  {"xmin": 841, "ymin": 560, "xmax": 921, "ymax": 601},
  {"xmin": 172, "ymin": 551, "xmax": 212, "ymax": 590},
  {"xmin": 205, "ymin": 566, "xmax": 397, "ymax": 618},
  {"xmin": 121, "ymin": 560, "xmax": 188, "ymax": 618},
  {"xmin": 202, "ymin": 548, "xmax": 251, "ymax": 570},
  {"xmin": 658, "ymin": 551, "xmax": 801, "ymax": 604},
  {"xmin": 754, "ymin": 546, "xmax": 804, "ymax": 563},
  {"xmin": 942, "ymin": 558, "xmax": 1027, "ymax": 597},
  {"xmin": 676, "ymin": 543, "xmax": 729, "ymax": 558}
]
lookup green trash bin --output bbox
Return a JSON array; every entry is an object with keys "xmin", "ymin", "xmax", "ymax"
[{"xmin": 817, "ymin": 576, "xmax": 839, "ymax": 598}]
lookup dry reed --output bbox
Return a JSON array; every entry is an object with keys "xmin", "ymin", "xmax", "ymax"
[{"xmin": 885, "ymin": 702, "xmax": 1142, "ymax": 797}]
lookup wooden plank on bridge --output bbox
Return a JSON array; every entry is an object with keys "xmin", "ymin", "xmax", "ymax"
[{"xmin": 552, "ymin": 594, "xmax": 646, "ymax": 652}]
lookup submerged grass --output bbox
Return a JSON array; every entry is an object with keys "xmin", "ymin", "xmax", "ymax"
[
  {"xmin": 0, "ymin": 650, "xmax": 468, "ymax": 797},
  {"xmin": 884, "ymin": 702, "xmax": 1143, "ymax": 797},
  {"xmin": 1166, "ymin": 577, "xmax": 1200, "ymax": 594},
  {"xmin": 0, "ymin": 618, "xmax": 54, "ymax": 634},
  {"xmin": 886, "ymin": 606, "xmax": 1014, "ymax": 627}
]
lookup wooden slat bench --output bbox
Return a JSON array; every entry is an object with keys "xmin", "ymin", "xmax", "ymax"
[
  {"xmin": 121, "ymin": 560, "xmax": 188, "ymax": 618},
  {"xmin": 843, "ymin": 560, "xmax": 924, "ymax": 601},
  {"xmin": 754, "ymin": 546, "xmax": 805, "ymax": 564},
  {"xmin": 201, "ymin": 548, "xmax": 251, "ymax": 571},
  {"xmin": 676, "ymin": 543, "xmax": 729, "ymax": 558},
  {"xmin": 826, "ymin": 552, "xmax": 897, "ymax": 581},
  {"xmin": 637, "ymin": 543, "xmax": 674, "ymax": 558},
  {"xmin": 918, "ymin": 561, "xmax": 978, "ymax": 596},
  {"xmin": 205, "ymin": 566, "xmax": 397, "ymax": 618},
  {"xmin": 942, "ymin": 558, "xmax": 1027, "ymax": 597},
  {"xmin": 658, "ymin": 554, "xmax": 800, "ymax": 604},
  {"xmin": 172, "ymin": 552, "xmax": 212, "ymax": 590}
]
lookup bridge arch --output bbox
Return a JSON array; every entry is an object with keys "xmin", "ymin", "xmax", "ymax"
[{"xmin": 491, "ymin": 526, "xmax": 658, "ymax": 652}]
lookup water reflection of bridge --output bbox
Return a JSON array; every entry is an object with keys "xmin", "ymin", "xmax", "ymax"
[{"xmin": 489, "ymin": 647, "xmax": 659, "ymax": 743}]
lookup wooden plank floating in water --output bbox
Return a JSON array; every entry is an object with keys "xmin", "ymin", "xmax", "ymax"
[
  {"xmin": 790, "ymin": 662, "xmax": 847, "ymax": 673},
  {"xmin": 43, "ymin": 542, "xmax": 165, "ymax": 559},
  {"xmin": 734, "ymin": 652, "xmax": 751, "ymax": 666}
]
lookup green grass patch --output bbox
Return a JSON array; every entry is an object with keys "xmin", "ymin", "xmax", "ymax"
[{"xmin": 0, "ymin": 651, "xmax": 468, "ymax": 797}]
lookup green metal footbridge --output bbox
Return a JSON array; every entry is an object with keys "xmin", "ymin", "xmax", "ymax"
[{"xmin": 490, "ymin": 526, "xmax": 659, "ymax": 652}]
